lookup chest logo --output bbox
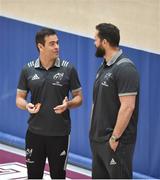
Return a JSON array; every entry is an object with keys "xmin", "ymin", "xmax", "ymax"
[
  {"xmin": 104, "ymin": 72, "xmax": 112, "ymax": 80},
  {"xmin": 101, "ymin": 72, "xmax": 112, "ymax": 87},
  {"xmin": 31, "ymin": 74, "xmax": 40, "ymax": 80},
  {"xmin": 53, "ymin": 73, "xmax": 64, "ymax": 81}
]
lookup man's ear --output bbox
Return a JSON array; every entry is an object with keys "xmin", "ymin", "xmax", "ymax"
[
  {"xmin": 37, "ymin": 43, "xmax": 44, "ymax": 51},
  {"xmin": 103, "ymin": 39, "xmax": 108, "ymax": 45},
  {"xmin": 103, "ymin": 39, "xmax": 110, "ymax": 48}
]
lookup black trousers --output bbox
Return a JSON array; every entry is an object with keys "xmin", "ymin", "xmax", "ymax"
[
  {"xmin": 90, "ymin": 140, "xmax": 135, "ymax": 179},
  {"xmin": 25, "ymin": 130, "xmax": 69, "ymax": 179}
]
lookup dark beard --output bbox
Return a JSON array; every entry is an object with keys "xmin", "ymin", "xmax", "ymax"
[{"xmin": 95, "ymin": 46, "xmax": 105, "ymax": 57}]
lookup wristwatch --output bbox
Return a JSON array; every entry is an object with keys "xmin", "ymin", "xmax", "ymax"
[{"xmin": 110, "ymin": 135, "xmax": 120, "ymax": 142}]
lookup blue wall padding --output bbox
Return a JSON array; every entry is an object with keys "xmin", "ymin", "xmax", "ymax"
[{"xmin": 0, "ymin": 131, "xmax": 25, "ymax": 149}]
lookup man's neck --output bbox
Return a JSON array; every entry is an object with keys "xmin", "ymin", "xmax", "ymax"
[
  {"xmin": 104, "ymin": 47, "xmax": 119, "ymax": 63},
  {"xmin": 40, "ymin": 55, "xmax": 56, "ymax": 70}
]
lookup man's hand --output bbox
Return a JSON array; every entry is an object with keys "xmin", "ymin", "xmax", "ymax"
[
  {"xmin": 26, "ymin": 103, "xmax": 41, "ymax": 114},
  {"xmin": 54, "ymin": 97, "xmax": 68, "ymax": 114},
  {"xmin": 109, "ymin": 138, "xmax": 119, "ymax": 152}
]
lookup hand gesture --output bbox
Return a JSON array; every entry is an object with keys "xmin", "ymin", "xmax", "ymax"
[
  {"xmin": 54, "ymin": 97, "xmax": 68, "ymax": 114},
  {"xmin": 26, "ymin": 103, "xmax": 41, "ymax": 114}
]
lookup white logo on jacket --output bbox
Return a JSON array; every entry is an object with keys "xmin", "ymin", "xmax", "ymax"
[
  {"xmin": 101, "ymin": 72, "xmax": 112, "ymax": 87},
  {"xmin": 53, "ymin": 73, "xmax": 64, "ymax": 81},
  {"xmin": 31, "ymin": 74, "xmax": 40, "ymax": 80}
]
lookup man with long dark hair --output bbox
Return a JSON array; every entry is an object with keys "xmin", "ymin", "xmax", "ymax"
[{"xmin": 89, "ymin": 23, "xmax": 139, "ymax": 179}]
